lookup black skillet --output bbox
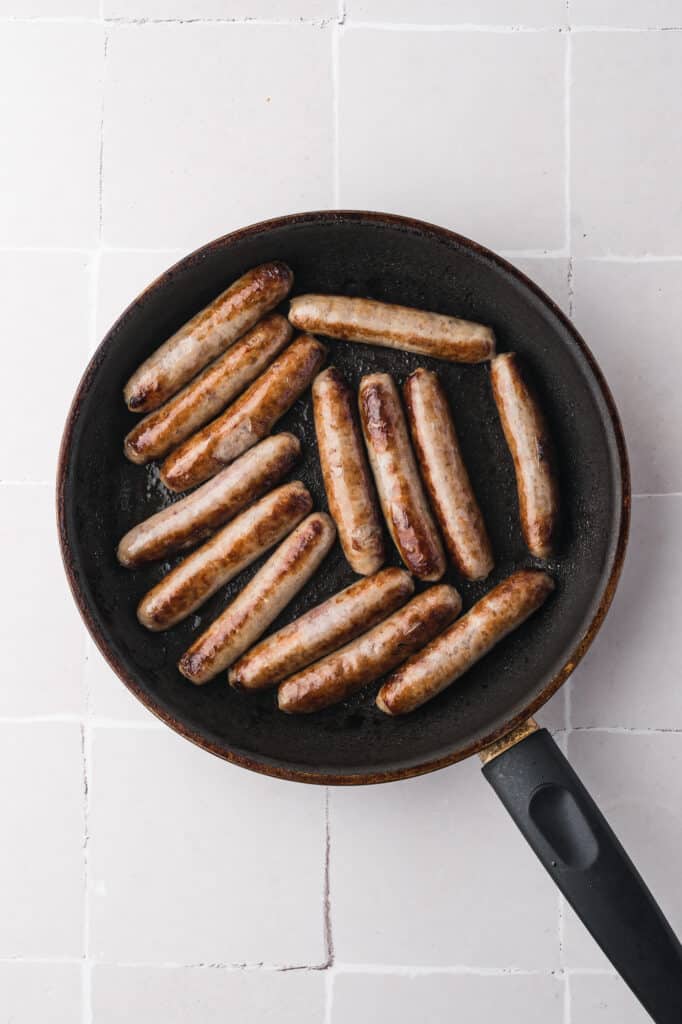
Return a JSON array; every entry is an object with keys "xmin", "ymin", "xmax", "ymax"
[{"xmin": 57, "ymin": 211, "xmax": 682, "ymax": 1021}]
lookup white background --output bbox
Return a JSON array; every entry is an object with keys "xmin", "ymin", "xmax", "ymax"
[{"xmin": 1, "ymin": 1, "xmax": 681, "ymax": 1021}]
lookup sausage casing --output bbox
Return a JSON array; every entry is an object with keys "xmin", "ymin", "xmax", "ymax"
[
  {"xmin": 137, "ymin": 481, "xmax": 312, "ymax": 631},
  {"xmin": 124, "ymin": 261, "xmax": 293, "ymax": 413},
  {"xmin": 358, "ymin": 373, "xmax": 446, "ymax": 581},
  {"xmin": 278, "ymin": 584, "xmax": 461, "ymax": 713},
  {"xmin": 178, "ymin": 512, "xmax": 336, "ymax": 684},
  {"xmin": 490, "ymin": 353, "xmax": 559, "ymax": 559},
  {"xmin": 161, "ymin": 334, "xmax": 326, "ymax": 492},
  {"xmin": 289, "ymin": 294, "xmax": 495, "ymax": 363},
  {"xmin": 377, "ymin": 569, "xmax": 555, "ymax": 716},
  {"xmin": 117, "ymin": 433, "xmax": 301, "ymax": 568},
  {"xmin": 230, "ymin": 567, "xmax": 413, "ymax": 690},
  {"xmin": 404, "ymin": 368, "xmax": 493, "ymax": 581},
  {"xmin": 312, "ymin": 367, "xmax": 385, "ymax": 575},
  {"xmin": 124, "ymin": 314, "xmax": 293, "ymax": 464}
]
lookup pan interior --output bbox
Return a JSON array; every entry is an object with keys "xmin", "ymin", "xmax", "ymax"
[{"xmin": 59, "ymin": 213, "xmax": 626, "ymax": 781}]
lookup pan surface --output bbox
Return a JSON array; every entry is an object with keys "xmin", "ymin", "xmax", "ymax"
[{"xmin": 57, "ymin": 211, "xmax": 629, "ymax": 784}]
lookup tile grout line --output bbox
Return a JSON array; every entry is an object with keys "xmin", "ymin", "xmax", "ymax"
[
  {"xmin": 80, "ymin": 723, "xmax": 93, "ymax": 1024},
  {"xmin": 323, "ymin": 788, "xmax": 335, "ymax": 968},
  {"xmin": 1, "ymin": 16, "xmax": 681, "ymax": 30},
  {"xmin": 331, "ymin": 0, "xmax": 346, "ymax": 208}
]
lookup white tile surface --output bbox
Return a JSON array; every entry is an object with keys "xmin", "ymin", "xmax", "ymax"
[
  {"xmin": 347, "ymin": 0, "xmax": 567, "ymax": 24},
  {"xmin": 570, "ymin": 0, "xmax": 682, "ymax": 27},
  {"xmin": 571, "ymin": 32, "xmax": 682, "ymax": 257},
  {"xmin": 569, "ymin": 973, "xmax": 651, "ymax": 1023},
  {"xmin": 89, "ymin": 728, "xmax": 326, "ymax": 963},
  {"xmin": 92, "ymin": 965, "xmax": 325, "ymax": 1022},
  {"xmin": 0, "ymin": 486, "xmax": 85, "ymax": 716},
  {"xmin": 563, "ymin": 730, "xmax": 682, "ymax": 969},
  {"xmin": 0, "ymin": 723, "xmax": 83, "ymax": 957},
  {"xmin": 104, "ymin": 0, "xmax": 336, "ymax": 16},
  {"xmin": 86, "ymin": 638, "xmax": 159, "ymax": 723},
  {"xmin": 0, "ymin": 252, "xmax": 91, "ymax": 482},
  {"xmin": 97, "ymin": 249, "xmax": 184, "ymax": 340},
  {"xmin": 0, "ymin": 0, "xmax": 97, "ymax": 11},
  {"xmin": 332, "ymin": 972, "xmax": 564, "ymax": 1023},
  {"xmin": 338, "ymin": 29, "xmax": 565, "ymax": 253},
  {"xmin": 572, "ymin": 260, "xmax": 682, "ymax": 494},
  {"xmin": 0, "ymin": 963, "xmax": 82, "ymax": 1024},
  {"xmin": 102, "ymin": 23, "xmax": 334, "ymax": 249},
  {"xmin": 571, "ymin": 496, "xmax": 682, "ymax": 729},
  {"xmin": 0, "ymin": 22, "xmax": 101, "ymax": 246},
  {"xmin": 330, "ymin": 758, "xmax": 559, "ymax": 967}
]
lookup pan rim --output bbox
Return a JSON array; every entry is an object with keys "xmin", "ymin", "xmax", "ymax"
[{"xmin": 56, "ymin": 209, "xmax": 631, "ymax": 786}]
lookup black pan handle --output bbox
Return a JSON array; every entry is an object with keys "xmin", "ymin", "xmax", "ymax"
[{"xmin": 482, "ymin": 727, "xmax": 682, "ymax": 1023}]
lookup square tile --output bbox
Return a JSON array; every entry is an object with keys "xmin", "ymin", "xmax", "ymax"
[
  {"xmin": 104, "ymin": 0, "xmax": 335, "ymax": 16},
  {"xmin": 569, "ymin": 972, "xmax": 652, "ymax": 1023},
  {"xmin": 571, "ymin": 496, "xmax": 682, "ymax": 729},
  {"xmin": 89, "ymin": 728, "xmax": 326, "ymax": 963},
  {"xmin": 571, "ymin": 32, "xmax": 682, "ymax": 256},
  {"xmin": 563, "ymin": 731, "xmax": 682, "ymax": 968},
  {"xmin": 0, "ymin": 485, "xmax": 85, "ymax": 716},
  {"xmin": 0, "ymin": 723, "xmax": 83, "ymax": 957},
  {"xmin": 330, "ymin": 757, "xmax": 559, "ymax": 966},
  {"xmin": 570, "ymin": 1, "xmax": 682, "ymax": 27},
  {"xmin": 86, "ymin": 638, "xmax": 159, "ymax": 723},
  {"xmin": 508, "ymin": 256, "xmax": 570, "ymax": 314},
  {"xmin": 332, "ymin": 972, "xmax": 564, "ymax": 1023},
  {"xmin": 103, "ymin": 23, "xmax": 334, "ymax": 248},
  {"xmin": 572, "ymin": 260, "xmax": 682, "ymax": 495},
  {"xmin": 0, "ymin": 252, "xmax": 91, "ymax": 482},
  {"xmin": 347, "ymin": 0, "xmax": 567, "ymax": 25},
  {"xmin": 92, "ymin": 965, "xmax": 325, "ymax": 1022},
  {"xmin": 97, "ymin": 249, "xmax": 184, "ymax": 341},
  {"xmin": 0, "ymin": 963, "xmax": 82, "ymax": 1024},
  {"xmin": 338, "ymin": 29, "xmax": 565, "ymax": 252},
  {"xmin": 0, "ymin": 0, "xmax": 98, "ymax": 11},
  {"xmin": 0, "ymin": 22, "xmax": 101, "ymax": 246}
]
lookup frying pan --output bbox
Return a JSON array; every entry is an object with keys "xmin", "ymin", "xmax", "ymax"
[{"xmin": 57, "ymin": 211, "xmax": 682, "ymax": 1021}]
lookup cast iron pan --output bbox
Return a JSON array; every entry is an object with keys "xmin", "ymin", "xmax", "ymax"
[{"xmin": 57, "ymin": 211, "xmax": 682, "ymax": 1021}]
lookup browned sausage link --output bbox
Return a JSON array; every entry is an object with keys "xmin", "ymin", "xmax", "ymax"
[
  {"xmin": 161, "ymin": 334, "xmax": 326, "ymax": 492},
  {"xmin": 124, "ymin": 262, "xmax": 293, "ymax": 413},
  {"xmin": 377, "ymin": 570, "xmax": 555, "ymax": 716},
  {"xmin": 178, "ymin": 512, "xmax": 336, "ymax": 685},
  {"xmin": 312, "ymin": 367, "xmax": 385, "ymax": 575},
  {"xmin": 278, "ymin": 584, "xmax": 462, "ymax": 714},
  {"xmin": 404, "ymin": 368, "xmax": 494, "ymax": 581},
  {"xmin": 124, "ymin": 314, "xmax": 293, "ymax": 464},
  {"xmin": 289, "ymin": 294, "xmax": 495, "ymax": 363},
  {"xmin": 117, "ymin": 434, "xmax": 301, "ymax": 568},
  {"xmin": 490, "ymin": 353, "xmax": 560, "ymax": 559},
  {"xmin": 137, "ymin": 482, "xmax": 312, "ymax": 631},
  {"xmin": 230, "ymin": 567, "xmax": 414, "ymax": 690},
  {"xmin": 358, "ymin": 373, "xmax": 446, "ymax": 581}
]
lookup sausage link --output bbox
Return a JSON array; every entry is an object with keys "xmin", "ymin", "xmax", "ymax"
[
  {"xmin": 358, "ymin": 373, "xmax": 446, "ymax": 581},
  {"xmin": 117, "ymin": 433, "xmax": 301, "ymax": 568},
  {"xmin": 124, "ymin": 262, "xmax": 293, "ymax": 413},
  {"xmin": 377, "ymin": 570, "xmax": 555, "ymax": 716},
  {"xmin": 179, "ymin": 512, "xmax": 336, "ymax": 684},
  {"xmin": 124, "ymin": 314, "xmax": 292, "ymax": 464},
  {"xmin": 404, "ymin": 368, "xmax": 493, "ymax": 581},
  {"xmin": 289, "ymin": 294, "xmax": 495, "ymax": 363},
  {"xmin": 137, "ymin": 482, "xmax": 312, "ymax": 631},
  {"xmin": 312, "ymin": 367, "xmax": 385, "ymax": 575},
  {"xmin": 230, "ymin": 567, "xmax": 413, "ymax": 690},
  {"xmin": 278, "ymin": 584, "xmax": 461, "ymax": 714},
  {"xmin": 161, "ymin": 334, "xmax": 326, "ymax": 492},
  {"xmin": 490, "ymin": 353, "xmax": 560, "ymax": 559}
]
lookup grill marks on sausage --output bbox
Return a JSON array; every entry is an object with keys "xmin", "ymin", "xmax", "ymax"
[
  {"xmin": 377, "ymin": 569, "xmax": 555, "ymax": 716},
  {"xmin": 312, "ymin": 367, "xmax": 385, "ymax": 575},
  {"xmin": 160, "ymin": 334, "xmax": 326, "ymax": 492},
  {"xmin": 490, "ymin": 353, "xmax": 560, "ymax": 559},
  {"xmin": 359, "ymin": 373, "xmax": 446, "ymax": 581},
  {"xmin": 124, "ymin": 261, "xmax": 293, "ymax": 413}
]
